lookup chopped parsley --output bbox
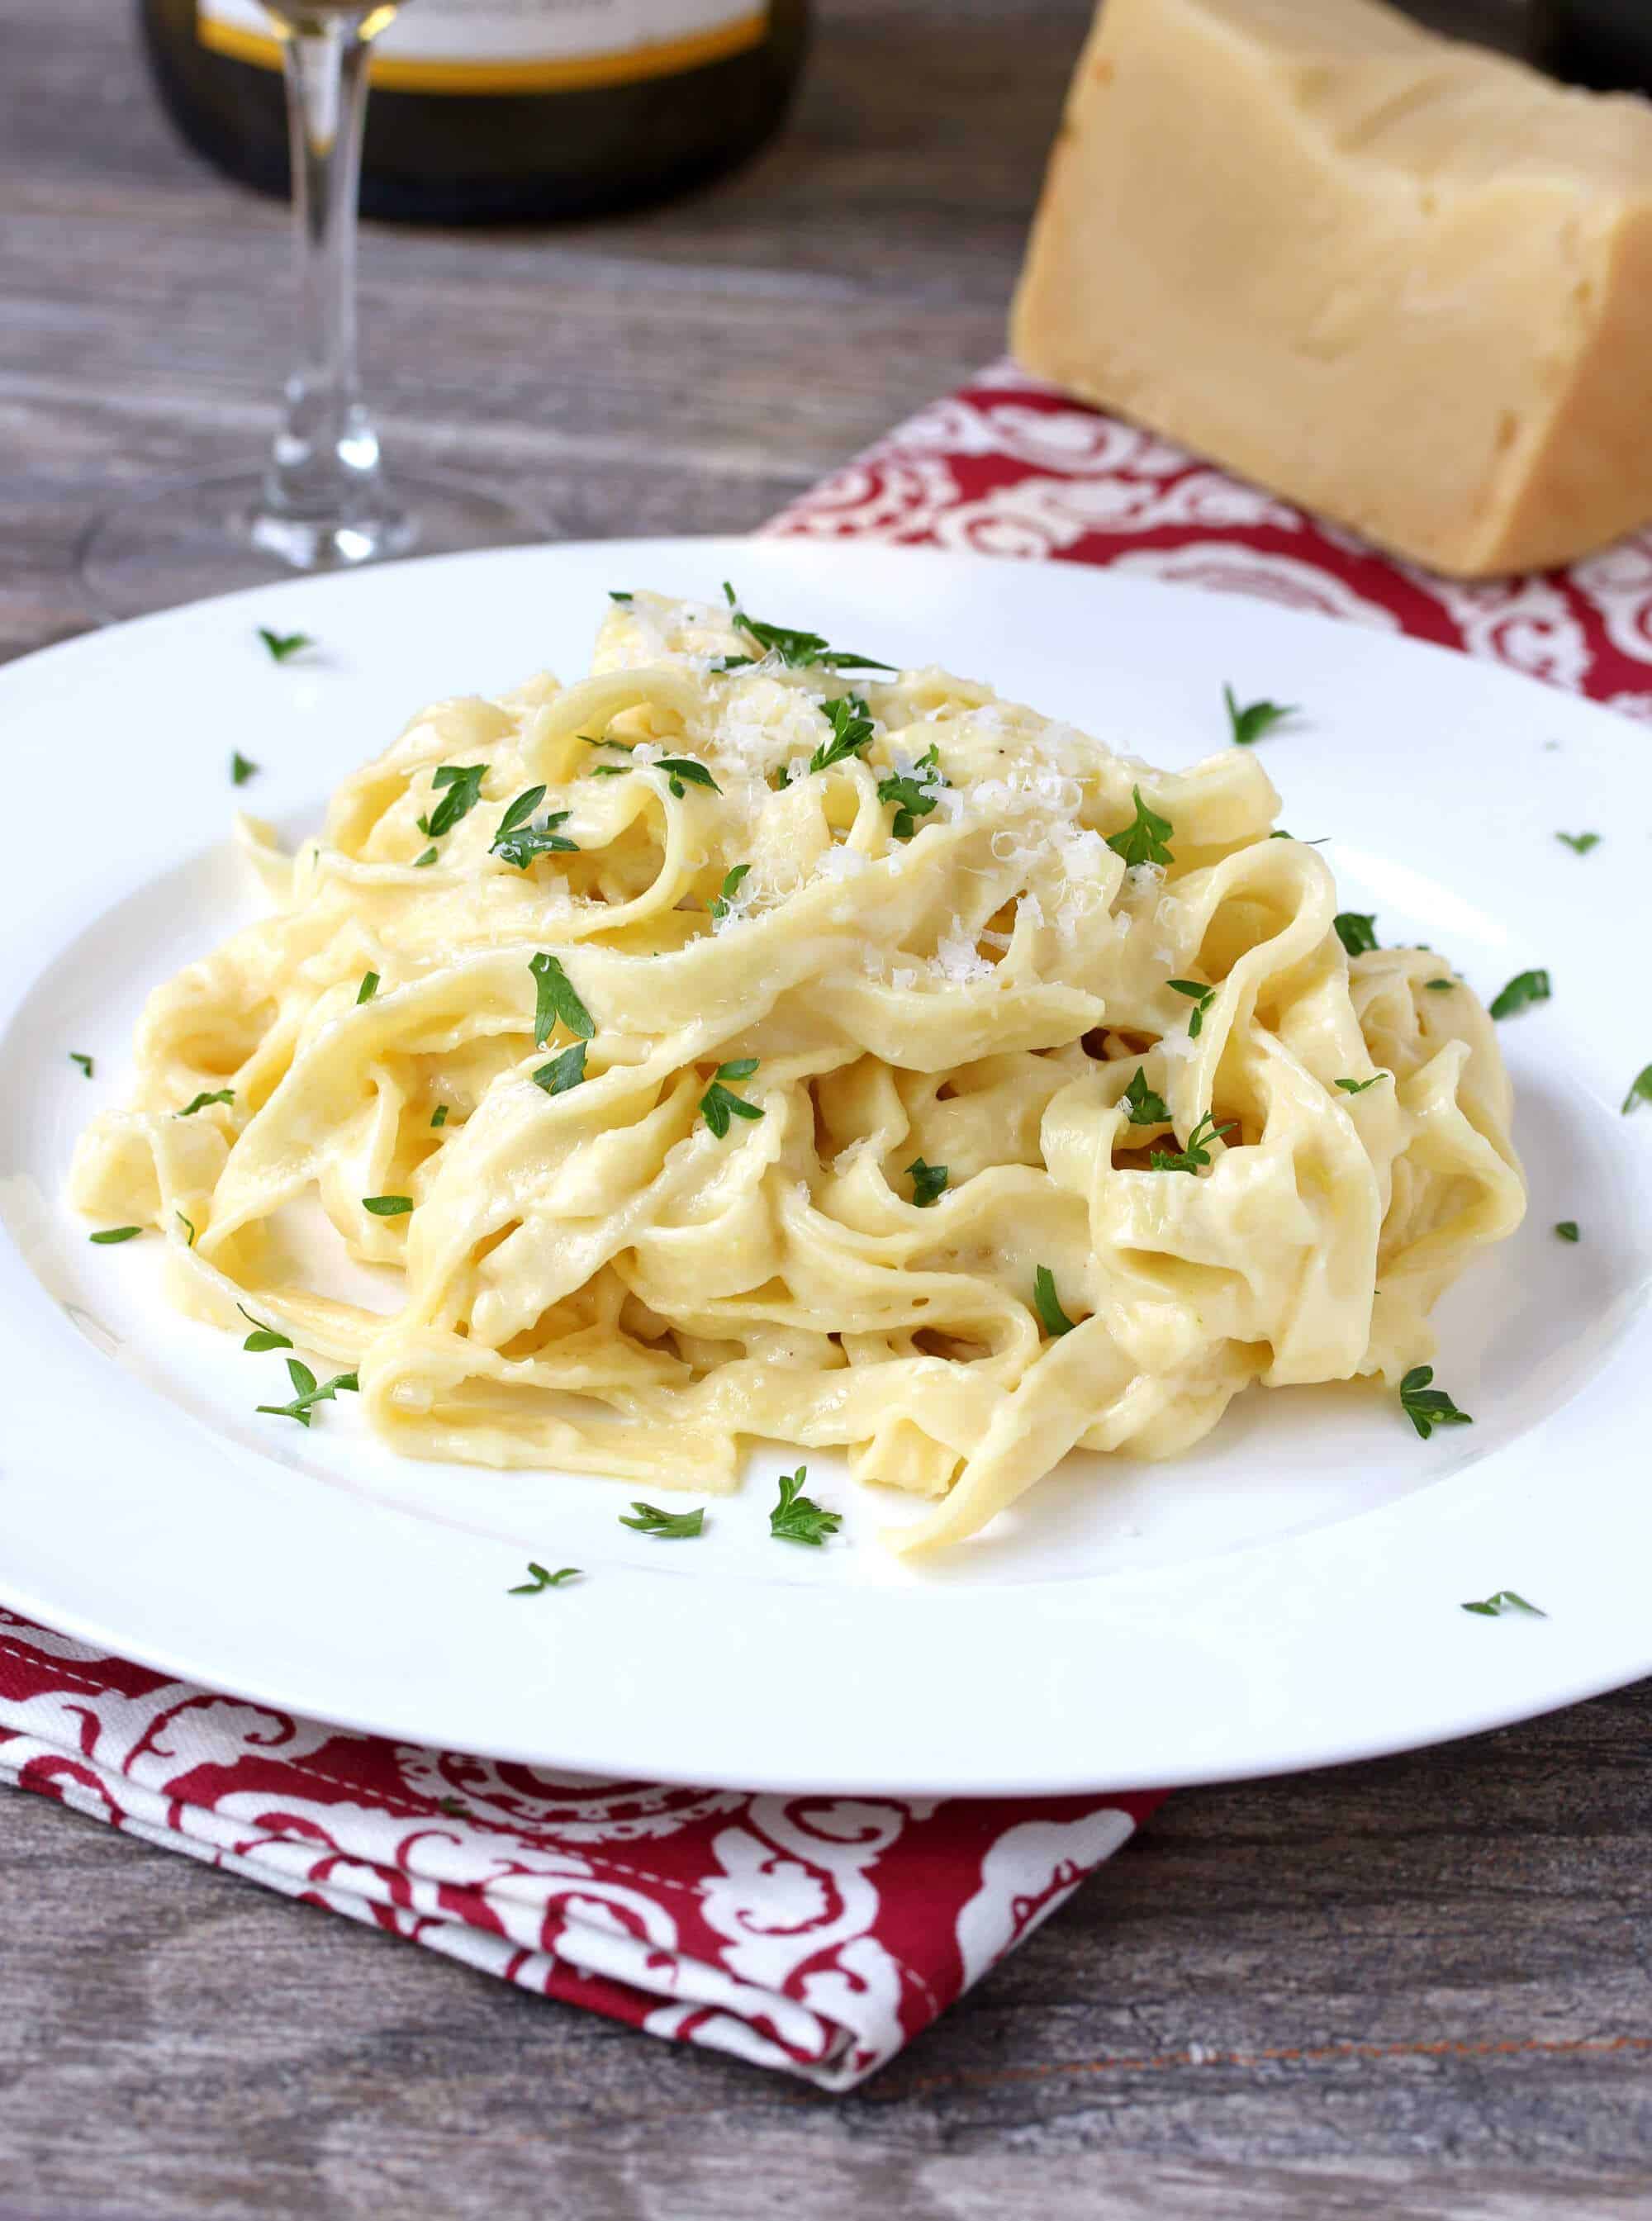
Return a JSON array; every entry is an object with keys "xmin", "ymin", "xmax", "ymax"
[
  {"xmin": 1150, "ymin": 1110, "xmax": 1235, "ymax": 1174},
  {"xmin": 1333, "ymin": 912, "xmax": 1379, "ymax": 957},
  {"xmin": 1105, "ymin": 785, "xmax": 1175, "ymax": 869},
  {"xmin": 1223, "ymin": 685, "xmax": 1296, "ymax": 746},
  {"xmin": 1122, "ymin": 1067, "xmax": 1170, "ymax": 1125},
  {"xmin": 356, "ymin": 971, "xmax": 379, "ymax": 1004},
  {"xmin": 654, "ymin": 757, "xmax": 720, "ymax": 800},
  {"xmin": 430, "ymin": 1105, "xmax": 449, "ymax": 1128},
  {"xmin": 1166, "ymin": 977, "xmax": 1217, "ymax": 1038},
  {"xmin": 69, "ymin": 1052, "xmax": 93, "ymax": 1078},
  {"xmin": 608, "ymin": 590, "xmax": 633, "ymax": 604},
  {"xmin": 417, "ymin": 762, "xmax": 487, "ymax": 842},
  {"xmin": 808, "ymin": 694, "xmax": 876, "ymax": 776},
  {"xmin": 619, "ymin": 1501, "xmax": 705, "ymax": 1539},
  {"xmin": 877, "ymin": 744, "xmax": 947, "ymax": 838},
  {"xmin": 721, "ymin": 581, "xmax": 892, "ymax": 674},
  {"xmin": 1461, "ymin": 1590, "xmax": 1545, "ymax": 1619},
  {"xmin": 710, "ymin": 863, "xmax": 751, "ymax": 922},
  {"xmin": 412, "ymin": 847, "xmax": 439, "ymax": 867},
  {"xmin": 1555, "ymin": 832, "xmax": 1600, "ymax": 855},
  {"xmin": 1488, "ymin": 968, "xmax": 1550, "ymax": 1020},
  {"xmin": 508, "ymin": 1562, "xmax": 582, "ymax": 1593},
  {"xmin": 1425, "ymin": 978, "xmax": 1455, "ymax": 992},
  {"xmin": 363, "ymin": 1194, "xmax": 413, "ymax": 1217},
  {"xmin": 176, "ymin": 1211, "xmax": 196, "ymax": 1247},
  {"xmin": 1398, "ymin": 1364, "xmax": 1472, "ymax": 1440},
  {"xmin": 257, "ymin": 627, "xmax": 312, "ymax": 663},
  {"xmin": 1032, "ymin": 1264, "xmax": 1078, "ymax": 1337},
  {"xmin": 491, "ymin": 785, "xmax": 578, "ymax": 871},
  {"xmin": 1335, "ymin": 1074, "xmax": 1387, "ymax": 1095},
  {"xmin": 1269, "ymin": 831, "xmax": 1327, "ymax": 843},
  {"xmin": 700, "ymin": 1057, "xmax": 762, "ymax": 1137},
  {"xmin": 231, "ymin": 752, "xmax": 259, "ymax": 786},
  {"xmin": 89, "ymin": 1226, "xmax": 141, "ymax": 1244},
  {"xmin": 589, "ymin": 763, "xmax": 630, "ymax": 778},
  {"xmin": 178, "ymin": 1089, "xmax": 234, "ymax": 1117},
  {"xmin": 1623, "ymin": 1062, "xmax": 1652, "ymax": 1116},
  {"xmin": 529, "ymin": 951, "xmax": 595, "ymax": 1046},
  {"xmin": 1554, "ymin": 1220, "xmax": 1580, "ymax": 1242},
  {"xmin": 532, "ymin": 1042, "xmax": 586, "ymax": 1095},
  {"xmin": 907, "ymin": 1156, "xmax": 948, "ymax": 1208},
  {"xmin": 256, "ymin": 1356, "xmax": 358, "ymax": 1427},
  {"xmin": 769, "ymin": 1466, "xmax": 841, "ymax": 1545},
  {"xmin": 237, "ymin": 1303, "xmax": 292, "ymax": 1352}
]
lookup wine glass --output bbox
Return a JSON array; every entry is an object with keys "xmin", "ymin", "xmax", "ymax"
[{"xmin": 78, "ymin": 2, "xmax": 545, "ymax": 621}]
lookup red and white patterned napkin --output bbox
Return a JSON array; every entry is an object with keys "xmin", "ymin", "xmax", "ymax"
[{"xmin": 5, "ymin": 361, "xmax": 1647, "ymax": 2090}]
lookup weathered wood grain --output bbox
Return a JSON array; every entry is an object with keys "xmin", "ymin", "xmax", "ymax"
[{"xmin": 3, "ymin": 0, "xmax": 1646, "ymax": 2214}]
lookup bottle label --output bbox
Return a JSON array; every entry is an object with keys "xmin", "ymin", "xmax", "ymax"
[{"xmin": 197, "ymin": 1, "xmax": 769, "ymax": 93}]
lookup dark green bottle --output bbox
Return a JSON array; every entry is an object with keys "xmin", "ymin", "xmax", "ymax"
[{"xmin": 139, "ymin": 0, "xmax": 810, "ymax": 223}]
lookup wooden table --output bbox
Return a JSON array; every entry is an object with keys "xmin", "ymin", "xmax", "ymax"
[{"xmin": 2, "ymin": 2, "xmax": 1648, "ymax": 2214}]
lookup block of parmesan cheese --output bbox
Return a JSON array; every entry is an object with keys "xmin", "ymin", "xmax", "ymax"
[{"xmin": 1009, "ymin": 0, "xmax": 1652, "ymax": 577}]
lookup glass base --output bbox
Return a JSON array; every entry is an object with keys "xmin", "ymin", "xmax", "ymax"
[{"xmin": 77, "ymin": 467, "xmax": 551, "ymax": 624}]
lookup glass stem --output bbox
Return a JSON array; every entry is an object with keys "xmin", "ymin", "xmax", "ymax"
[{"xmin": 253, "ymin": 7, "xmax": 408, "ymax": 562}]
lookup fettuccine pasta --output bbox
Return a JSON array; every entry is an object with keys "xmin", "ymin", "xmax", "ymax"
[{"xmin": 72, "ymin": 587, "xmax": 1525, "ymax": 1551}]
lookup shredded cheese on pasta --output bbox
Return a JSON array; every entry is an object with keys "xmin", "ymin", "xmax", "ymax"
[{"xmin": 71, "ymin": 590, "xmax": 1526, "ymax": 1551}]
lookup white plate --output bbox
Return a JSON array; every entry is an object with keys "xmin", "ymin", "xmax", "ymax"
[{"xmin": 2, "ymin": 538, "xmax": 1649, "ymax": 1794}]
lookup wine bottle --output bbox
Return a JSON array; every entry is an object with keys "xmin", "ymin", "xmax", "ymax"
[
  {"xmin": 1530, "ymin": 0, "xmax": 1652, "ymax": 93},
  {"xmin": 139, "ymin": 0, "xmax": 811, "ymax": 223}
]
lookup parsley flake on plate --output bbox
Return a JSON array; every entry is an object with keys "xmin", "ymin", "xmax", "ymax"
[
  {"xmin": 508, "ymin": 1562, "xmax": 582, "ymax": 1593},
  {"xmin": 1623, "ymin": 1062, "xmax": 1652, "ymax": 1116},
  {"xmin": 256, "ymin": 1357, "xmax": 358, "ymax": 1427},
  {"xmin": 89, "ymin": 1226, "xmax": 142, "ymax": 1245},
  {"xmin": 1333, "ymin": 912, "xmax": 1379, "ymax": 957},
  {"xmin": 231, "ymin": 751, "xmax": 259, "ymax": 786},
  {"xmin": 619, "ymin": 1501, "xmax": 705, "ymax": 1539},
  {"xmin": 1555, "ymin": 832, "xmax": 1599, "ymax": 855},
  {"xmin": 769, "ymin": 1466, "xmax": 841, "ymax": 1545},
  {"xmin": 256, "ymin": 627, "xmax": 312, "ymax": 663},
  {"xmin": 1398, "ymin": 1364, "xmax": 1472, "ymax": 1440},
  {"xmin": 237, "ymin": 1303, "xmax": 292, "ymax": 1353},
  {"xmin": 1223, "ymin": 685, "xmax": 1296, "ymax": 746},
  {"xmin": 69, "ymin": 1052, "xmax": 93, "ymax": 1078},
  {"xmin": 1488, "ymin": 968, "xmax": 1551, "ymax": 1020},
  {"xmin": 1461, "ymin": 1590, "xmax": 1545, "ymax": 1619},
  {"xmin": 1554, "ymin": 1220, "xmax": 1580, "ymax": 1242}
]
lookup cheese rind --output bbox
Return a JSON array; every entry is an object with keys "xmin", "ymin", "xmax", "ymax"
[{"xmin": 1009, "ymin": 0, "xmax": 1652, "ymax": 578}]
